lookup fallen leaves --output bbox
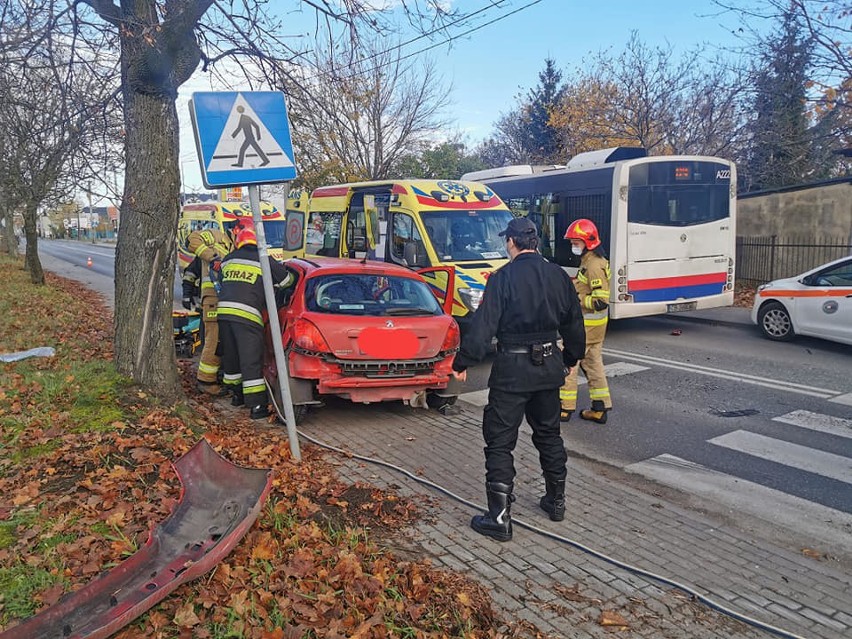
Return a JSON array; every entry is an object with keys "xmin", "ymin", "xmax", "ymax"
[
  {"xmin": 0, "ymin": 257, "xmax": 504, "ymax": 639},
  {"xmin": 598, "ymin": 610, "xmax": 630, "ymax": 628}
]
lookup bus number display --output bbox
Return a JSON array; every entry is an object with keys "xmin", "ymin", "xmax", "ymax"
[{"xmin": 674, "ymin": 166, "xmax": 691, "ymax": 180}]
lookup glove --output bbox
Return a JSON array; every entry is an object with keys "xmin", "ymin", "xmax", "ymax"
[
  {"xmin": 182, "ymin": 296, "xmax": 194, "ymax": 310},
  {"xmin": 592, "ymin": 298, "xmax": 609, "ymax": 312}
]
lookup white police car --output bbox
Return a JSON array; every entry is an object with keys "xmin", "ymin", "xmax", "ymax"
[{"xmin": 751, "ymin": 255, "xmax": 852, "ymax": 345}]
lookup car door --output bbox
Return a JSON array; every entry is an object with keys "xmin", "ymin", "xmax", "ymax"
[{"xmin": 795, "ymin": 258, "xmax": 852, "ymax": 343}]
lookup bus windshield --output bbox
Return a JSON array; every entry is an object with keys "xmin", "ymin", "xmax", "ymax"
[
  {"xmin": 421, "ymin": 209, "xmax": 514, "ymax": 262},
  {"xmin": 628, "ymin": 161, "xmax": 730, "ymax": 227}
]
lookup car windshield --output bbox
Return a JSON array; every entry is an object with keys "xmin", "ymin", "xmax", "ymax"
[
  {"xmin": 421, "ymin": 209, "xmax": 513, "ymax": 262},
  {"xmin": 305, "ymin": 274, "xmax": 442, "ymax": 316}
]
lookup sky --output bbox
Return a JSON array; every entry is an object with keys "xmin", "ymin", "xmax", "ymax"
[{"xmin": 175, "ymin": 0, "xmax": 751, "ymax": 195}]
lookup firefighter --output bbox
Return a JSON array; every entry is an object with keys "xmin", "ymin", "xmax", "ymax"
[
  {"xmin": 451, "ymin": 217, "xmax": 585, "ymax": 542},
  {"xmin": 181, "ymin": 229, "xmax": 233, "ymax": 395},
  {"xmin": 560, "ymin": 218, "xmax": 612, "ymax": 424},
  {"xmin": 217, "ymin": 218, "xmax": 294, "ymax": 419}
]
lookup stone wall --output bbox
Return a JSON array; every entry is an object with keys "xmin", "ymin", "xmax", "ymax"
[{"xmin": 737, "ymin": 180, "xmax": 852, "ymax": 239}]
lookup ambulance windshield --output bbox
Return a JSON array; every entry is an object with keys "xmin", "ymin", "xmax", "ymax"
[{"xmin": 421, "ymin": 209, "xmax": 513, "ymax": 263}]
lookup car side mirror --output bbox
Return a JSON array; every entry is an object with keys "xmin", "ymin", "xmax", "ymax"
[{"xmin": 800, "ymin": 275, "xmax": 813, "ymax": 286}]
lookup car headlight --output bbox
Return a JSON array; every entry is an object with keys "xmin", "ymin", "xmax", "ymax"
[
  {"xmin": 756, "ymin": 284, "xmax": 769, "ymax": 293},
  {"xmin": 458, "ymin": 287, "xmax": 484, "ymax": 312}
]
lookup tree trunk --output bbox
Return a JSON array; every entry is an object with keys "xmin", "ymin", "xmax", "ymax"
[
  {"xmin": 113, "ymin": 81, "xmax": 182, "ymax": 397},
  {"xmin": 1, "ymin": 197, "xmax": 17, "ymax": 257},
  {"xmin": 23, "ymin": 201, "xmax": 44, "ymax": 285}
]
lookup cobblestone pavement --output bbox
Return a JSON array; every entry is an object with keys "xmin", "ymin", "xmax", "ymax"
[{"xmin": 293, "ymin": 398, "xmax": 851, "ymax": 639}]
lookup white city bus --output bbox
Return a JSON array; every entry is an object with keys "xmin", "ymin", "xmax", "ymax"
[{"xmin": 462, "ymin": 147, "xmax": 736, "ymax": 319}]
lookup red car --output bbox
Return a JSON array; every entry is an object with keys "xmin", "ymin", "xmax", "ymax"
[{"xmin": 264, "ymin": 258, "xmax": 460, "ymax": 421}]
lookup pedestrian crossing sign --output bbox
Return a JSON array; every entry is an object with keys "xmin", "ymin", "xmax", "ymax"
[{"xmin": 189, "ymin": 91, "xmax": 298, "ymax": 188}]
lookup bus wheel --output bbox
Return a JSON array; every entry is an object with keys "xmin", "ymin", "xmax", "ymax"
[
  {"xmin": 427, "ymin": 392, "xmax": 457, "ymax": 412},
  {"xmin": 758, "ymin": 301, "xmax": 794, "ymax": 342}
]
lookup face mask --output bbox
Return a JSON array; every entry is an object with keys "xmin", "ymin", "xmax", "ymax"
[{"xmin": 571, "ymin": 245, "xmax": 584, "ymax": 256}]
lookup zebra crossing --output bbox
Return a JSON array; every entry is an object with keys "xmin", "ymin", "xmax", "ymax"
[
  {"xmin": 625, "ymin": 409, "xmax": 852, "ymax": 552},
  {"xmin": 457, "ymin": 358, "xmax": 852, "ymax": 550}
]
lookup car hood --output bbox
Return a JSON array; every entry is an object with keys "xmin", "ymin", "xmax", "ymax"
[
  {"xmin": 304, "ymin": 312, "xmax": 454, "ymax": 360},
  {"xmin": 760, "ymin": 275, "xmax": 801, "ymax": 292}
]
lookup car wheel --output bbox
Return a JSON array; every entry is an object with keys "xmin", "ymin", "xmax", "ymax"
[
  {"xmin": 269, "ymin": 381, "xmax": 310, "ymax": 425},
  {"xmin": 426, "ymin": 392, "xmax": 457, "ymax": 411},
  {"xmin": 758, "ymin": 301, "xmax": 794, "ymax": 341}
]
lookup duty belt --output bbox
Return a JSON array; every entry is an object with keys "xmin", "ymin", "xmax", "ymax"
[{"xmin": 497, "ymin": 341, "xmax": 554, "ymax": 354}]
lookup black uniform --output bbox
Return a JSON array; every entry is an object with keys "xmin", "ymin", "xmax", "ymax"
[
  {"xmin": 217, "ymin": 244, "xmax": 293, "ymax": 411},
  {"xmin": 453, "ymin": 251, "xmax": 585, "ymax": 486}
]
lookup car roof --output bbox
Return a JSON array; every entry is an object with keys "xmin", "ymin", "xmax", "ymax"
[{"xmin": 287, "ymin": 257, "xmax": 422, "ymax": 279}]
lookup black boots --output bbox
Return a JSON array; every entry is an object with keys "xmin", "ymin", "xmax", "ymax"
[
  {"xmin": 471, "ymin": 482, "xmax": 514, "ymax": 542},
  {"xmin": 249, "ymin": 404, "xmax": 270, "ymax": 420},
  {"xmin": 580, "ymin": 400, "xmax": 608, "ymax": 424},
  {"xmin": 539, "ymin": 475, "xmax": 566, "ymax": 521},
  {"xmin": 230, "ymin": 389, "xmax": 244, "ymax": 407}
]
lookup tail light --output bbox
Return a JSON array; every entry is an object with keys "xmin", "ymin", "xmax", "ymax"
[
  {"xmin": 293, "ymin": 318, "xmax": 331, "ymax": 353},
  {"xmin": 441, "ymin": 319, "xmax": 460, "ymax": 352}
]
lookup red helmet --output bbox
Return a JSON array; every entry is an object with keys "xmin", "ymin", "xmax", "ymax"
[
  {"xmin": 564, "ymin": 218, "xmax": 601, "ymax": 251},
  {"xmin": 233, "ymin": 218, "xmax": 257, "ymax": 248}
]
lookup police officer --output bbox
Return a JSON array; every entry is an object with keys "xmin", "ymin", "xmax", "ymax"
[
  {"xmin": 181, "ymin": 229, "xmax": 232, "ymax": 395},
  {"xmin": 217, "ymin": 218, "xmax": 294, "ymax": 419},
  {"xmin": 451, "ymin": 217, "xmax": 585, "ymax": 542},
  {"xmin": 560, "ymin": 218, "xmax": 612, "ymax": 424}
]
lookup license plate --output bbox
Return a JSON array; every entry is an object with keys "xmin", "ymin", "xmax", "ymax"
[{"xmin": 667, "ymin": 301, "xmax": 697, "ymax": 313}]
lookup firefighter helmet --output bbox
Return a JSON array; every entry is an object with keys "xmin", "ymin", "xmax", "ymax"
[
  {"xmin": 564, "ymin": 218, "xmax": 601, "ymax": 251},
  {"xmin": 233, "ymin": 218, "xmax": 257, "ymax": 248}
]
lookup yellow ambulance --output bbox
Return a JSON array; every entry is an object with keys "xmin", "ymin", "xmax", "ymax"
[
  {"xmin": 177, "ymin": 200, "xmax": 285, "ymax": 268},
  {"xmin": 299, "ymin": 179, "xmax": 515, "ymax": 329}
]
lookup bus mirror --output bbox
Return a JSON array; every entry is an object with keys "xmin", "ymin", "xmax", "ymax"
[{"xmin": 352, "ymin": 236, "xmax": 367, "ymax": 252}]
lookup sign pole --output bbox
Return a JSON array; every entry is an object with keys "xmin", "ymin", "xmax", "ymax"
[{"xmin": 249, "ymin": 184, "xmax": 301, "ymax": 461}]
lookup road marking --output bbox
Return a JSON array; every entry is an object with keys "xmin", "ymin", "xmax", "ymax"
[
  {"xmin": 708, "ymin": 430, "xmax": 852, "ymax": 484},
  {"xmin": 773, "ymin": 410, "xmax": 852, "ymax": 440},
  {"xmin": 625, "ymin": 454, "xmax": 852, "ymax": 551},
  {"xmin": 829, "ymin": 392, "xmax": 852, "ymax": 407},
  {"xmin": 43, "ymin": 244, "xmax": 115, "ymax": 258},
  {"xmin": 604, "ymin": 347, "xmax": 840, "ymax": 399},
  {"xmin": 455, "ymin": 362, "xmax": 650, "ymax": 408}
]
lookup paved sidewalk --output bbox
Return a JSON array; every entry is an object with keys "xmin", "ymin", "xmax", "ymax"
[{"xmin": 300, "ymin": 400, "xmax": 851, "ymax": 638}]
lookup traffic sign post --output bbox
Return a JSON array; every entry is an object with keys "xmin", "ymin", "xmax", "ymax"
[{"xmin": 189, "ymin": 91, "xmax": 301, "ymax": 462}]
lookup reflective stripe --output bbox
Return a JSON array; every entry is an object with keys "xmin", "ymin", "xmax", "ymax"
[
  {"xmin": 590, "ymin": 289, "xmax": 609, "ymax": 299},
  {"xmin": 589, "ymin": 387, "xmax": 611, "ymax": 399},
  {"xmin": 226, "ymin": 258, "xmax": 262, "ymax": 268},
  {"xmin": 217, "ymin": 301, "xmax": 263, "ymax": 326},
  {"xmin": 223, "ymin": 374, "xmax": 242, "ymax": 385},
  {"xmin": 584, "ymin": 316, "xmax": 609, "ymax": 327},
  {"xmin": 577, "ymin": 270, "xmax": 588, "ymax": 284},
  {"xmin": 183, "ymin": 272, "xmax": 199, "ymax": 284},
  {"xmin": 198, "ymin": 362, "xmax": 219, "ymax": 375},
  {"xmin": 243, "ymin": 378, "xmax": 266, "ymax": 394},
  {"xmin": 201, "ymin": 281, "xmax": 216, "ymax": 290},
  {"xmin": 559, "ymin": 389, "xmax": 577, "ymax": 400}
]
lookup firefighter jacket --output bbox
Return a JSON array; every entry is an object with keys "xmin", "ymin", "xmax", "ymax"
[
  {"xmin": 181, "ymin": 230, "xmax": 232, "ymax": 303},
  {"xmin": 576, "ymin": 251, "xmax": 611, "ymax": 343},
  {"xmin": 217, "ymin": 245, "xmax": 294, "ymax": 327},
  {"xmin": 452, "ymin": 251, "xmax": 585, "ymax": 393}
]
